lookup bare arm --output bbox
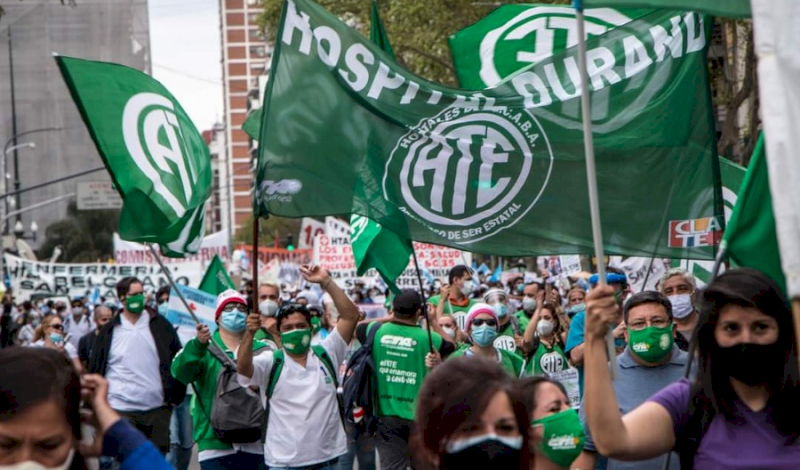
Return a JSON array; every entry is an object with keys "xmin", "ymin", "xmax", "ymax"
[
  {"xmin": 569, "ymin": 343, "xmax": 585, "ymax": 366},
  {"xmin": 522, "ymin": 291, "xmax": 545, "ymax": 351},
  {"xmin": 583, "ymin": 286, "xmax": 675, "ymax": 460},
  {"xmin": 238, "ymin": 313, "xmax": 259, "ymax": 378},
  {"xmin": 571, "ymin": 451, "xmax": 597, "ymax": 470}
]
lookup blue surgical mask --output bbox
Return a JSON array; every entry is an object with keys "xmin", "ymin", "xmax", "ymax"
[
  {"xmin": 516, "ymin": 284, "xmax": 524, "ymax": 294},
  {"xmin": 491, "ymin": 303, "xmax": 508, "ymax": 318},
  {"xmin": 220, "ymin": 310, "xmax": 247, "ymax": 333},
  {"xmin": 49, "ymin": 332, "xmax": 64, "ymax": 345},
  {"xmin": 566, "ymin": 303, "xmax": 586, "ymax": 318},
  {"xmin": 158, "ymin": 303, "xmax": 169, "ymax": 316},
  {"xmin": 471, "ymin": 324, "xmax": 498, "ymax": 347}
]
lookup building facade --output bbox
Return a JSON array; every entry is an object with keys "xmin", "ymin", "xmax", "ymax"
[
  {"xmin": 219, "ymin": 0, "xmax": 272, "ymax": 234},
  {"xmin": 0, "ymin": 0, "xmax": 150, "ymax": 249},
  {"xmin": 202, "ymin": 122, "xmax": 229, "ymax": 235}
]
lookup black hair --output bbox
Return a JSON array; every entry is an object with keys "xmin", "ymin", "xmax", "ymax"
[
  {"xmin": 623, "ymin": 291, "xmax": 673, "ymax": 324},
  {"xmin": 0, "ymin": 348, "xmax": 86, "ymax": 470},
  {"xmin": 156, "ymin": 285, "xmax": 171, "ymax": 300},
  {"xmin": 448, "ymin": 265, "xmax": 472, "ymax": 285},
  {"xmin": 392, "ymin": 289, "xmax": 423, "ymax": 318},
  {"xmin": 116, "ymin": 276, "xmax": 143, "ymax": 299},
  {"xmin": 693, "ymin": 268, "xmax": 800, "ymax": 442},
  {"xmin": 520, "ymin": 375, "xmax": 570, "ymax": 410},
  {"xmin": 276, "ymin": 303, "xmax": 312, "ymax": 330}
]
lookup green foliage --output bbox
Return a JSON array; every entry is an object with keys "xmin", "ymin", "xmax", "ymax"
[
  {"xmin": 233, "ymin": 215, "xmax": 303, "ymax": 248},
  {"xmin": 258, "ymin": 0, "xmax": 568, "ymax": 85},
  {"xmin": 36, "ymin": 202, "xmax": 119, "ymax": 262}
]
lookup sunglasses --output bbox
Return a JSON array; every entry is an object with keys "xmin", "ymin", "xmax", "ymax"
[
  {"xmin": 277, "ymin": 303, "xmax": 310, "ymax": 319},
  {"xmin": 471, "ymin": 319, "xmax": 497, "ymax": 328},
  {"xmin": 50, "ymin": 324, "xmax": 64, "ymax": 331}
]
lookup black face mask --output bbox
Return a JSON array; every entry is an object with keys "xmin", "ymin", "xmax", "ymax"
[
  {"xmin": 714, "ymin": 342, "xmax": 785, "ymax": 386},
  {"xmin": 441, "ymin": 437, "xmax": 521, "ymax": 470}
]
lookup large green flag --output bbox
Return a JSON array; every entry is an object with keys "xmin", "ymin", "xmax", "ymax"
[
  {"xmin": 256, "ymin": 0, "xmax": 721, "ymax": 259},
  {"xmin": 582, "ymin": 0, "xmax": 750, "ymax": 18},
  {"xmin": 722, "ymin": 135, "xmax": 785, "ymax": 292},
  {"xmin": 199, "ymin": 255, "xmax": 237, "ymax": 296},
  {"xmin": 450, "ymin": 4, "xmax": 652, "ymax": 89},
  {"xmin": 349, "ymin": 0, "xmax": 414, "ymax": 295},
  {"xmin": 56, "ymin": 56, "xmax": 211, "ymax": 257}
]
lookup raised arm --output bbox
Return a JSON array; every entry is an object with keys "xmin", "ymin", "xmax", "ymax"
[
  {"xmin": 522, "ymin": 290, "xmax": 545, "ymax": 351},
  {"xmin": 238, "ymin": 312, "xmax": 259, "ymax": 378},
  {"xmin": 300, "ymin": 265, "xmax": 359, "ymax": 344},
  {"xmin": 582, "ymin": 286, "xmax": 676, "ymax": 460}
]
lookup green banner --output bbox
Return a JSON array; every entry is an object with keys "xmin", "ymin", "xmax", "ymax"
[
  {"xmin": 583, "ymin": 0, "xmax": 750, "ymax": 19},
  {"xmin": 199, "ymin": 255, "xmax": 237, "ymax": 296},
  {"xmin": 255, "ymin": 0, "xmax": 720, "ymax": 259},
  {"xmin": 450, "ymin": 4, "xmax": 652, "ymax": 89},
  {"xmin": 56, "ymin": 56, "xmax": 211, "ymax": 257}
]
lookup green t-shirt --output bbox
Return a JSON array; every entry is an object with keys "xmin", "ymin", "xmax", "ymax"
[
  {"xmin": 428, "ymin": 295, "xmax": 475, "ymax": 331},
  {"xmin": 515, "ymin": 310, "xmax": 532, "ymax": 333},
  {"xmin": 525, "ymin": 341, "xmax": 569, "ymax": 376},
  {"xmin": 254, "ymin": 328, "xmax": 278, "ymax": 348},
  {"xmin": 369, "ymin": 322, "xmax": 443, "ymax": 421},
  {"xmin": 494, "ymin": 321, "xmax": 523, "ymax": 356},
  {"xmin": 449, "ymin": 344, "xmax": 523, "ymax": 377}
]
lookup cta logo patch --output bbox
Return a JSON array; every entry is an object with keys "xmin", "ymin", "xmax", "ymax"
[{"xmin": 386, "ymin": 105, "xmax": 553, "ymax": 244}]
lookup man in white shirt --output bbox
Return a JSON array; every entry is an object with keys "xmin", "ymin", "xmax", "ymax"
[
  {"xmin": 63, "ymin": 296, "xmax": 94, "ymax": 350},
  {"xmin": 238, "ymin": 265, "xmax": 359, "ymax": 470},
  {"xmin": 89, "ymin": 276, "xmax": 186, "ymax": 454}
]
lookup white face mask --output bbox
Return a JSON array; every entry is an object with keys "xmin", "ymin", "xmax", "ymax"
[
  {"xmin": 0, "ymin": 449, "xmax": 75, "ymax": 470},
  {"xmin": 460, "ymin": 280, "xmax": 474, "ymax": 297},
  {"xmin": 259, "ymin": 299, "xmax": 279, "ymax": 317},
  {"xmin": 668, "ymin": 294, "xmax": 694, "ymax": 319},
  {"xmin": 522, "ymin": 297, "xmax": 537, "ymax": 312},
  {"xmin": 536, "ymin": 320, "xmax": 555, "ymax": 337},
  {"xmin": 442, "ymin": 326, "xmax": 456, "ymax": 339}
]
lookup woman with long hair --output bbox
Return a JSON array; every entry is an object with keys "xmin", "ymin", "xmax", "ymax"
[
  {"xmin": 522, "ymin": 303, "xmax": 569, "ymax": 377},
  {"xmin": 0, "ymin": 348, "xmax": 173, "ymax": 470},
  {"xmin": 30, "ymin": 314, "xmax": 83, "ymax": 373},
  {"xmin": 582, "ymin": 268, "xmax": 800, "ymax": 468},
  {"xmin": 412, "ymin": 356, "xmax": 531, "ymax": 470},
  {"xmin": 520, "ymin": 376, "xmax": 584, "ymax": 470}
]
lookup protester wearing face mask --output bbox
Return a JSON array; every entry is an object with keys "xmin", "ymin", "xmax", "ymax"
[
  {"xmin": 582, "ymin": 268, "xmax": 800, "ymax": 469},
  {"xmin": 522, "ymin": 302, "xmax": 569, "ymax": 377},
  {"xmin": 427, "ymin": 266, "xmax": 476, "ymax": 324},
  {"xmin": 484, "ymin": 289, "xmax": 525, "ymax": 356},
  {"xmin": 0, "ymin": 348, "xmax": 175, "ymax": 470},
  {"xmin": 30, "ymin": 314, "xmax": 83, "ymax": 373},
  {"xmin": 572, "ymin": 291, "xmax": 687, "ymax": 470},
  {"xmin": 658, "ymin": 268, "xmax": 698, "ymax": 352},
  {"xmin": 256, "ymin": 287, "xmax": 281, "ymax": 350},
  {"xmin": 449, "ymin": 303, "xmax": 523, "ymax": 377},
  {"xmin": 78, "ymin": 306, "xmax": 113, "ymax": 370},
  {"xmin": 63, "ymin": 297, "xmax": 94, "ymax": 351},
  {"xmin": 437, "ymin": 314, "xmax": 468, "ymax": 345},
  {"xmin": 521, "ymin": 376, "xmax": 585, "ymax": 470},
  {"xmin": 564, "ymin": 287, "xmax": 586, "ymax": 319},
  {"xmin": 412, "ymin": 357, "xmax": 531, "ymax": 470},
  {"xmin": 14, "ymin": 309, "xmax": 40, "ymax": 347},
  {"xmin": 516, "ymin": 282, "xmax": 542, "ymax": 329},
  {"xmin": 171, "ymin": 290, "xmax": 270, "ymax": 470},
  {"xmin": 89, "ymin": 277, "xmax": 186, "ymax": 455}
]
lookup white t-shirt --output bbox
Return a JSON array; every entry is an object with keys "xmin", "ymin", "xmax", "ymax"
[
  {"xmin": 63, "ymin": 314, "xmax": 94, "ymax": 350},
  {"xmin": 30, "ymin": 339, "xmax": 79, "ymax": 359},
  {"xmin": 106, "ymin": 313, "xmax": 164, "ymax": 411},
  {"xmin": 238, "ymin": 329, "xmax": 348, "ymax": 467}
]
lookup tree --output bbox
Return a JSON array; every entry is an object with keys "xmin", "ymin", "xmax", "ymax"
[
  {"xmin": 233, "ymin": 214, "xmax": 304, "ymax": 248},
  {"xmin": 36, "ymin": 202, "xmax": 119, "ymax": 262}
]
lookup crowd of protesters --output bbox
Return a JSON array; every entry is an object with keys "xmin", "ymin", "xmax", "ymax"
[{"xmin": 1, "ymin": 262, "xmax": 798, "ymax": 470}]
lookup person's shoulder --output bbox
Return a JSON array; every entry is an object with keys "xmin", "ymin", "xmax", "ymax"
[
  {"xmin": 502, "ymin": 348, "xmax": 524, "ymax": 365},
  {"xmin": 427, "ymin": 295, "xmax": 441, "ymax": 305}
]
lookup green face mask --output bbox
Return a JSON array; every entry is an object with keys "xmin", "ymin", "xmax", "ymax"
[
  {"xmin": 281, "ymin": 328, "xmax": 312, "ymax": 355},
  {"xmin": 628, "ymin": 324, "xmax": 674, "ymax": 363},
  {"xmin": 310, "ymin": 316, "xmax": 321, "ymax": 334},
  {"xmin": 125, "ymin": 293, "xmax": 145, "ymax": 315},
  {"xmin": 533, "ymin": 409, "xmax": 585, "ymax": 467}
]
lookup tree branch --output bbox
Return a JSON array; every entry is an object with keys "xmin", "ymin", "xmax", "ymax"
[{"xmin": 396, "ymin": 45, "xmax": 455, "ymax": 72}]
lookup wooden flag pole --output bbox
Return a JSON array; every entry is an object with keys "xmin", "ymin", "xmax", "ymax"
[
  {"xmin": 411, "ymin": 249, "xmax": 435, "ymax": 354},
  {"xmin": 253, "ymin": 217, "xmax": 260, "ymax": 312},
  {"xmin": 576, "ymin": 1, "xmax": 617, "ymax": 379}
]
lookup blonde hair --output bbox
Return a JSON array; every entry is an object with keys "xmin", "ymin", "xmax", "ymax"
[{"xmin": 33, "ymin": 315, "xmax": 62, "ymax": 343}]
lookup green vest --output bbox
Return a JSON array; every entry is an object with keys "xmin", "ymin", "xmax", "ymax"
[
  {"xmin": 370, "ymin": 322, "xmax": 442, "ymax": 421},
  {"xmin": 428, "ymin": 295, "xmax": 475, "ymax": 331},
  {"xmin": 494, "ymin": 321, "xmax": 522, "ymax": 356},
  {"xmin": 526, "ymin": 341, "xmax": 569, "ymax": 376},
  {"xmin": 449, "ymin": 344, "xmax": 523, "ymax": 377}
]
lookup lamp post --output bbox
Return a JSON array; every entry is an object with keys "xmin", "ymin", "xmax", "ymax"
[{"xmin": 13, "ymin": 220, "xmax": 38, "ymax": 242}]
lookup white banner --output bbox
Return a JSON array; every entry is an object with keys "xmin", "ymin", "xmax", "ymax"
[
  {"xmin": 113, "ymin": 230, "xmax": 229, "ymax": 265},
  {"xmin": 5, "ymin": 254, "xmax": 204, "ymax": 302},
  {"xmin": 325, "ymin": 216, "xmax": 351, "ymax": 238},
  {"xmin": 312, "ymin": 234, "xmax": 472, "ymax": 290},
  {"xmin": 299, "ymin": 218, "xmax": 326, "ymax": 249},
  {"xmin": 166, "ymin": 284, "xmax": 218, "ymax": 345},
  {"xmin": 559, "ymin": 255, "xmax": 582, "ymax": 276},
  {"xmin": 612, "ymin": 257, "xmax": 668, "ymax": 293}
]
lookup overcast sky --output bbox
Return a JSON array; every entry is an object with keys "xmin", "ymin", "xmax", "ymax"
[{"xmin": 149, "ymin": 0, "xmax": 223, "ymax": 132}]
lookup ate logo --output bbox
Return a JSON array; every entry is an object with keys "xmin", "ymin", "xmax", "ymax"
[
  {"xmin": 494, "ymin": 335, "xmax": 517, "ymax": 353},
  {"xmin": 387, "ymin": 105, "xmax": 553, "ymax": 244},
  {"xmin": 539, "ymin": 351, "xmax": 565, "ymax": 374}
]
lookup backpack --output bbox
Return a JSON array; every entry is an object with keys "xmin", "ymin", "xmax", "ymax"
[
  {"xmin": 193, "ymin": 343, "xmax": 266, "ymax": 444},
  {"xmin": 676, "ymin": 383, "xmax": 714, "ymax": 470},
  {"xmin": 263, "ymin": 345, "xmax": 344, "ymax": 437},
  {"xmin": 341, "ymin": 324, "xmax": 382, "ymax": 437}
]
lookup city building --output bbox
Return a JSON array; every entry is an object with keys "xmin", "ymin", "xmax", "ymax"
[
  {"xmin": 0, "ymin": 0, "xmax": 150, "ymax": 249},
  {"xmin": 202, "ymin": 122, "xmax": 230, "ymax": 235},
  {"xmin": 219, "ymin": 0, "xmax": 272, "ymax": 234}
]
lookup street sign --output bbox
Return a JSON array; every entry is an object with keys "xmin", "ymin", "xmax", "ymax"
[{"xmin": 77, "ymin": 181, "xmax": 122, "ymax": 210}]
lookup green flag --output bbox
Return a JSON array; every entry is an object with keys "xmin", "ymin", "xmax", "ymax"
[
  {"xmin": 56, "ymin": 55, "xmax": 211, "ymax": 257},
  {"xmin": 369, "ymin": 0, "xmax": 394, "ymax": 58},
  {"xmin": 582, "ymin": 0, "xmax": 750, "ymax": 18},
  {"xmin": 199, "ymin": 255, "xmax": 237, "ymax": 296},
  {"xmin": 256, "ymin": 0, "xmax": 721, "ymax": 259},
  {"xmin": 722, "ymin": 135, "xmax": 786, "ymax": 292},
  {"xmin": 449, "ymin": 4, "xmax": 652, "ymax": 90},
  {"xmin": 242, "ymin": 108, "xmax": 262, "ymax": 141}
]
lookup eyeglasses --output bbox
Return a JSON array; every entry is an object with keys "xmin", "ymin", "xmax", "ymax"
[
  {"xmin": 628, "ymin": 318, "xmax": 671, "ymax": 331},
  {"xmin": 50, "ymin": 324, "xmax": 64, "ymax": 331},
  {"xmin": 222, "ymin": 303, "xmax": 248, "ymax": 313},
  {"xmin": 471, "ymin": 319, "xmax": 497, "ymax": 328}
]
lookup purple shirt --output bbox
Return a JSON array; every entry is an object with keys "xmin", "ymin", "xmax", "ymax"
[{"xmin": 649, "ymin": 378, "xmax": 800, "ymax": 469}]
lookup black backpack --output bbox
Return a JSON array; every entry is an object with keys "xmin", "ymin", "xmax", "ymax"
[
  {"xmin": 676, "ymin": 383, "xmax": 714, "ymax": 470},
  {"xmin": 194, "ymin": 344, "xmax": 266, "ymax": 444},
  {"xmin": 342, "ymin": 323, "xmax": 382, "ymax": 437}
]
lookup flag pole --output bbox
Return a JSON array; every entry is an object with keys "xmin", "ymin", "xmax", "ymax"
[
  {"xmin": 146, "ymin": 244, "xmax": 234, "ymax": 366},
  {"xmin": 411, "ymin": 249, "xmax": 435, "ymax": 354},
  {"xmin": 575, "ymin": 0, "xmax": 617, "ymax": 379},
  {"xmin": 252, "ymin": 216, "xmax": 260, "ymax": 312}
]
